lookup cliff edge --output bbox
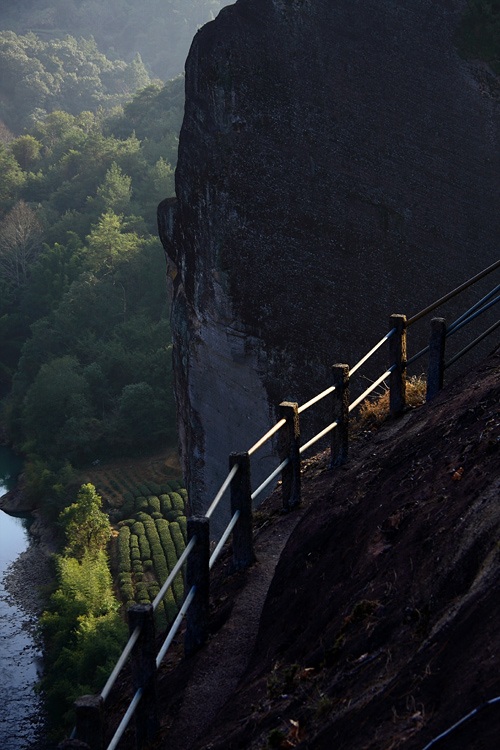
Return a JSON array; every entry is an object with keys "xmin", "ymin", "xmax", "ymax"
[
  {"xmin": 145, "ymin": 345, "xmax": 500, "ymax": 750},
  {"xmin": 158, "ymin": 0, "xmax": 500, "ymax": 526}
]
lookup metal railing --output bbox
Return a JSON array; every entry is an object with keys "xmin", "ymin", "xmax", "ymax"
[{"xmin": 67, "ymin": 258, "xmax": 500, "ymax": 750}]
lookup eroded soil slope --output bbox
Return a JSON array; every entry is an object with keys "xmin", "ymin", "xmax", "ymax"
[{"xmin": 185, "ymin": 346, "xmax": 500, "ymax": 750}]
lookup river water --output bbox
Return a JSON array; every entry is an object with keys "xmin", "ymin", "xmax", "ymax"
[{"xmin": 0, "ymin": 447, "xmax": 47, "ymax": 749}]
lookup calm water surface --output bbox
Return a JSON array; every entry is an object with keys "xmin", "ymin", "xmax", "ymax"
[{"xmin": 0, "ymin": 446, "xmax": 46, "ymax": 749}]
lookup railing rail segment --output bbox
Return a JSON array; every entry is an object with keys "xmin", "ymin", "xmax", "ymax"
[{"xmin": 67, "ymin": 259, "xmax": 500, "ymax": 750}]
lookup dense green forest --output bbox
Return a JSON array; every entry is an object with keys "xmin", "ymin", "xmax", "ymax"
[
  {"xmin": 0, "ymin": 31, "xmax": 153, "ymax": 134},
  {"xmin": 0, "ymin": 69, "xmax": 183, "ymax": 517},
  {"xmin": 0, "ymin": 0, "xmax": 233, "ymax": 84}
]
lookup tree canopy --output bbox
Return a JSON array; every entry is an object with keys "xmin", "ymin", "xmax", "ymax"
[
  {"xmin": 1, "ymin": 1, "xmax": 234, "ymax": 83},
  {"xmin": 0, "ymin": 31, "xmax": 153, "ymax": 133},
  {"xmin": 0, "ymin": 77, "xmax": 181, "ymax": 506}
]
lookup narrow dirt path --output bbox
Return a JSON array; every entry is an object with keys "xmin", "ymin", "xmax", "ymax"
[
  {"xmin": 154, "ymin": 503, "xmax": 310, "ymax": 750},
  {"xmin": 149, "ymin": 412, "xmax": 420, "ymax": 750}
]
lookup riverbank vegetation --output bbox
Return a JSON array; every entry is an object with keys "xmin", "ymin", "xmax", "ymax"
[
  {"xmin": 38, "ymin": 484, "xmax": 127, "ymax": 735},
  {"xmin": 38, "ymin": 469, "xmax": 188, "ymax": 738}
]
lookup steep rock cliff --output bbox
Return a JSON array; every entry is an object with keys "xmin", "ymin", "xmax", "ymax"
[{"xmin": 158, "ymin": 0, "xmax": 500, "ymax": 526}]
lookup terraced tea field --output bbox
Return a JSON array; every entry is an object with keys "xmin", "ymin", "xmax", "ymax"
[{"xmin": 85, "ymin": 453, "xmax": 187, "ymax": 631}]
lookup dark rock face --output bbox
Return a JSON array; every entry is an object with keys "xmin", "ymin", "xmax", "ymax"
[{"xmin": 158, "ymin": 0, "xmax": 500, "ymax": 526}]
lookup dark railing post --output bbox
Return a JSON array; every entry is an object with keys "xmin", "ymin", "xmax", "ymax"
[
  {"xmin": 230, "ymin": 452, "xmax": 256, "ymax": 571},
  {"xmin": 74, "ymin": 695, "xmax": 104, "ymax": 750},
  {"xmin": 278, "ymin": 401, "xmax": 301, "ymax": 510},
  {"xmin": 185, "ymin": 516, "xmax": 210, "ymax": 655},
  {"xmin": 389, "ymin": 313, "xmax": 407, "ymax": 415},
  {"xmin": 330, "ymin": 364, "xmax": 349, "ymax": 467},
  {"xmin": 427, "ymin": 317, "xmax": 446, "ymax": 401},
  {"xmin": 127, "ymin": 603, "xmax": 159, "ymax": 747}
]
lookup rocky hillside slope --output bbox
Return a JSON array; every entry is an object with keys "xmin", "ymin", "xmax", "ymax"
[{"xmin": 141, "ymin": 344, "xmax": 500, "ymax": 750}]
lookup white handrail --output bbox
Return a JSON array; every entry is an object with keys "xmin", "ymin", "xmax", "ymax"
[
  {"xmin": 251, "ymin": 458, "xmax": 289, "ymax": 502},
  {"xmin": 348, "ymin": 369, "xmax": 393, "ymax": 412},
  {"xmin": 205, "ymin": 464, "xmax": 239, "ymax": 519},
  {"xmin": 152, "ymin": 536, "xmax": 197, "ymax": 612},
  {"xmin": 101, "ymin": 626, "xmax": 141, "ymax": 701},
  {"xmin": 248, "ymin": 418, "xmax": 286, "ymax": 455},
  {"xmin": 209, "ymin": 511, "xmax": 240, "ymax": 569},
  {"xmin": 350, "ymin": 329, "xmax": 396, "ymax": 376},
  {"xmin": 300, "ymin": 421, "xmax": 338, "ymax": 455},
  {"xmin": 298, "ymin": 385, "xmax": 336, "ymax": 414},
  {"xmin": 156, "ymin": 586, "xmax": 196, "ymax": 669},
  {"xmin": 107, "ymin": 688, "xmax": 143, "ymax": 750}
]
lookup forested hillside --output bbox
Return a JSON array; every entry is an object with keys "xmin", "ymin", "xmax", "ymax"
[
  {"xmin": 0, "ymin": 73, "xmax": 183, "ymax": 516},
  {"xmin": 0, "ymin": 2, "xmax": 236, "ymax": 513},
  {"xmin": 0, "ymin": 0, "xmax": 233, "ymax": 83},
  {"xmin": 0, "ymin": 31, "xmax": 153, "ymax": 134}
]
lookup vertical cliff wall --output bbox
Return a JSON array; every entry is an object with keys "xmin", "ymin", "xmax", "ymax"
[{"xmin": 158, "ymin": 0, "xmax": 500, "ymax": 527}]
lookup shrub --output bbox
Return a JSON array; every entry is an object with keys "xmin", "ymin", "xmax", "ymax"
[
  {"xmin": 121, "ymin": 498, "xmax": 135, "ymax": 519},
  {"xmin": 165, "ymin": 509, "xmax": 181, "ymax": 523},
  {"xmin": 132, "ymin": 560, "xmax": 143, "ymax": 573},
  {"xmin": 143, "ymin": 559, "xmax": 153, "ymax": 570},
  {"xmin": 169, "ymin": 521, "xmax": 185, "ymax": 558},
  {"xmin": 164, "ymin": 587, "xmax": 178, "ymax": 623},
  {"xmin": 156, "ymin": 520, "xmax": 177, "ymax": 570},
  {"xmin": 138, "ymin": 534, "xmax": 151, "ymax": 560},
  {"xmin": 117, "ymin": 527, "xmax": 131, "ymax": 573},
  {"xmin": 148, "ymin": 495, "xmax": 161, "ymax": 513},
  {"xmin": 132, "ymin": 521, "xmax": 146, "ymax": 537},
  {"xmin": 351, "ymin": 374, "xmax": 426, "ymax": 437},
  {"xmin": 120, "ymin": 584, "xmax": 134, "ymax": 601},
  {"xmin": 156, "ymin": 519, "xmax": 183, "ymax": 606},
  {"xmin": 170, "ymin": 492, "xmax": 185, "ymax": 513},
  {"xmin": 155, "ymin": 604, "xmax": 168, "ymax": 632},
  {"xmin": 147, "ymin": 481, "xmax": 161, "ymax": 495},
  {"xmin": 135, "ymin": 496, "xmax": 149, "ymax": 513},
  {"xmin": 151, "ymin": 511, "xmax": 163, "ymax": 520},
  {"xmin": 159, "ymin": 494, "xmax": 172, "ymax": 514}
]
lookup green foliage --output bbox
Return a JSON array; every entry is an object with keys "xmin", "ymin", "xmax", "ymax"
[
  {"xmin": 0, "ymin": 31, "xmax": 153, "ymax": 133},
  {"xmin": 170, "ymin": 491, "xmax": 185, "ymax": 513},
  {"xmin": 117, "ymin": 527, "xmax": 132, "ymax": 574},
  {"xmin": 169, "ymin": 521, "xmax": 185, "ymax": 559},
  {"xmin": 59, "ymin": 483, "xmax": 111, "ymax": 559},
  {"xmin": 148, "ymin": 495, "xmax": 161, "ymax": 514},
  {"xmin": 0, "ymin": 3, "xmax": 233, "ymax": 84},
  {"xmin": 159, "ymin": 493, "xmax": 172, "ymax": 514},
  {"xmin": 38, "ymin": 547, "xmax": 126, "ymax": 737}
]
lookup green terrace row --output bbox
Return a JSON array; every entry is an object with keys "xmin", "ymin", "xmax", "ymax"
[{"xmin": 116, "ymin": 492, "xmax": 187, "ymax": 630}]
